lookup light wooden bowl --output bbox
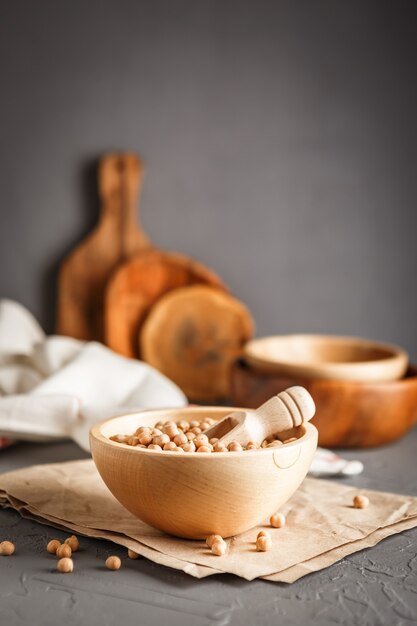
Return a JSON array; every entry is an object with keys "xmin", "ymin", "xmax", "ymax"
[
  {"xmin": 90, "ymin": 406, "xmax": 318, "ymax": 539},
  {"xmin": 244, "ymin": 335, "xmax": 408, "ymax": 383}
]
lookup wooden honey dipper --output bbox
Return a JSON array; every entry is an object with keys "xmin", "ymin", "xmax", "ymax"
[{"xmin": 204, "ymin": 386, "xmax": 316, "ymax": 446}]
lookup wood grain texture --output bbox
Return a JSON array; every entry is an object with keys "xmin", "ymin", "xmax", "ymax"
[
  {"xmin": 231, "ymin": 359, "xmax": 417, "ymax": 448},
  {"xmin": 244, "ymin": 335, "xmax": 408, "ymax": 382},
  {"xmin": 139, "ymin": 285, "xmax": 254, "ymax": 400},
  {"xmin": 105, "ymin": 255, "xmax": 225, "ymax": 359},
  {"xmin": 57, "ymin": 153, "xmax": 151, "ymax": 341},
  {"xmin": 90, "ymin": 406, "xmax": 318, "ymax": 539}
]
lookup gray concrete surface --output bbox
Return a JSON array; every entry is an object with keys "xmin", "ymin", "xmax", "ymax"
[
  {"xmin": 1, "ymin": 0, "xmax": 417, "ymax": 358},
  {"xmin": 0, "ymin": 431, "xmax": 417, "ymax": 626}
]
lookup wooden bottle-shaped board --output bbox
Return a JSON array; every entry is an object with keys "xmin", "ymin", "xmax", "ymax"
[{"xmin": 57, "ymin": 153, "xmax": 151, "ymax": 341}]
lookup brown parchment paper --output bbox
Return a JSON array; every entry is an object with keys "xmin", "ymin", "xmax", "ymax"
[{"xmin": 1, "ymin": 460, "xmax": 417, "ymax": 582}]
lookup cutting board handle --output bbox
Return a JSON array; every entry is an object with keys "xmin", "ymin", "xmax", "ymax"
[{"xmin": 98, "ymin": 153, "xmax": 150, "ymax": 253}]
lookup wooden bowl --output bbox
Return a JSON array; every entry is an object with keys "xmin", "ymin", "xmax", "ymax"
[
  {"xmin": 231, "ymin": 360, "xmax": 417, "ymax": 448},
  {"xmin": 90, "ymin": 406, "xmax": 318, "ymax": 539},
  {"xmin": 244, "ymin": 335, "xmax": 408, "ymax": 382}
]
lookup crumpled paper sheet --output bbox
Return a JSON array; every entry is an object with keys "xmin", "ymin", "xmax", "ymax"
[{"xmin": 1, "ymin": 460, "xmax": 416, "ymax": 582}]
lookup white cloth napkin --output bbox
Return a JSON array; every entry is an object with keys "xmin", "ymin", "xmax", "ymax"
[{"xmin": 0, "ymin": 299, "xmax": 187, "ymax": 451}]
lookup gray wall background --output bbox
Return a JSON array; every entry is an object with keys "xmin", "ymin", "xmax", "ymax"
[{"xmin": 1, "ymin": 0, "xmax": 416, "ymax": 358}]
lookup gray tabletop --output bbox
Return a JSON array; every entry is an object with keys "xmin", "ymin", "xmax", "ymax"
[{"xmin": 1, "ymin": 430, "xmax": 417, "ymax": 626}]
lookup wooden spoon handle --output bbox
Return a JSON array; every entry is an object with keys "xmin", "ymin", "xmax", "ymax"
[{"xmin": 256, "ymin": 386, "xmax": 316, "ymax": 433}]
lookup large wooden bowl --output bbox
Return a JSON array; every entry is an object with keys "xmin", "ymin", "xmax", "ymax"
[
  {"xmin": 244, "ymin": 335, "xmax": 408, "ymax": 382},
  {"xmin": 90, "ymin": 407, "xmax": 318, "ymax": 539},
  {"xmin": 231, "ymin": 360, "xmax": 417, "ymax": 448}
]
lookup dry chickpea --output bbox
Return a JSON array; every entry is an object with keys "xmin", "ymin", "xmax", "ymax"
[
  {"xmin": 257, "ymin": 530, "xmax": 270, "ymax": 540},
  {"xmin": 173, "ymin": 432, "xmax": 188, "ymax": 446},
  {"xmin": 189, "ymin": 420, "xmax": 200, "ymax": 429},
  {"xmin": 127, "ymin": 436, "xmax": 140, "ymax": 446},
  {"xmin": 270, "ymin": 513, "xmax": 286, "ymax": 528},
  {"xmin": 209, "ymin": 438, "xmax": 219, "ymax": 445},
  {"xmin": 57, "ymin": 557, "xmax": 73, "ymax": 573},
  {"xmin": 186, "ymin": 431, "xmax": 196, "ymax": 441},
  {"xmin": 213, "ymin": 442, "xmax": 228, "ymax": 453},
  {"xmin": 106, "ymin": 555, "xmax": 122, "ymax": 570},
  {"xmin": 47, "ymin": 539, "xmax": 61, "ymax": 554},
  {"xmin": 0, "ymin": 541, "xmax": 15, "ymax": 556},
  {"xmin": 110, "ymin": 434, "xmax": 129, "ymax": 444},
  {"xmin": 194, "ymin": 434, "xmax": 209, "ymax": 448},
  {"xmin": 154, "ymin": 421, "xmax": 164, "ymax": 430},
  {"xmin": 173, "ymin": 446, "xmax": 185, "ymax": 453},
  {"xmin": 139, "ymin": 433, "xmax": 153, "ymax": 446},
  {"xmin": 200, "ymin": 421, "xmax": 211, "ymax": 431},
  {"xmin": 228, "ymin": 441, "xmax": 243, "ymax": 452},
  {"xmin": 163, "ymin": 424, "xmax": 179, "ymax": 439},
  {"xmin": 163, "ymin": 420, "xmax": 177, "ymax": 428},
  {"xmin": 137, "ymin": 444, "xmax": 147, "ymax": 448},
  {"xmin": 64, "ymin": 535, "xmax": 80, "ymax": 552},
  {"xmin": 246, "ymin": 443, "xmax": 258, "ymax": 450},
  {"xmin": 211, "ymin": 540, "xmax": 227, "ymax": 556},
  {"xmin": 135, "ymin": 426, "xmax": 151, "ymax": 436},
  {"xmin": 178, "ymin": 420, "xmax": 190, "ymax": 433},
  {"xmin": 151, "ymin": 428, "xmax": 163, "ymax": 436},
  {"xmin": 163, "ymin": 441, "xmax": 177, "ymax": 451},
  {"xmin": 206, "ymin": 534, "xmax": 223, "ymax": 548},
  {"xmin": 182, "ymin": 441, "xmax": 196, "ymax": 452},
  {"xmin": 148, "ymin": 444, "xmax": 162, "ymax": 451},
  {"xmin": 190, "ymin": 427, "xmax": 202, "ymax": 436},
  {"xmin": 196, "ymin": 445, "xmax": 212, "ymax": 453},
  {"xmin": 128, "ymin": 549, "xmax": 140, "ymax": 559},
  {"xmin": 153, "ymin": 434, "xmax": 170, "ymax": 447},
  {"xmin": 256, "ymin": 535, "xmax": 272, "ymax": 552},
  {"xmin": 56, "ymin": 543, "xmax": 72, "ymax": 559},
  {"xmin": 353, "ymin": 495, "xmax": 369, "ymax": 509}
]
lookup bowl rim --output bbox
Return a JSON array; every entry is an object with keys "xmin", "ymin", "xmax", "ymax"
[
  {"xmin": 244, "ymin": 334, "xmax": 408, "ymax": 369},
  {"xmin": 89, "ymin": 406, "xmax": 318, "ymax": 458}
]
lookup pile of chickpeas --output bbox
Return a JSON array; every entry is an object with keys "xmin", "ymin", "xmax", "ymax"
[{"xmin": 110, "ymin": 416, "xmax": 298, "ymax": 453}]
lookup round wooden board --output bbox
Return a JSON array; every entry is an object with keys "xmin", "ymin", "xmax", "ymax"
[
  {"xmin": 139, "ymin": 285, "xmax": 254, "ymax": 400},
  {"xmin": 104, "ymin": 251, "xmax": 226, "ymax": 358}
]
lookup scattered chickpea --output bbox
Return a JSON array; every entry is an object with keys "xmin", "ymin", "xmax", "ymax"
[
  {"xmin": 110, "ymin": 434, "xmax": 129, "ymax": 444},
  {"xmin": 128, "ymin": 549, "xmax": 140, "ymax": 559},
  {"xmin": 353, "ymin": 495, "xmax": 370, "ymax": 509},
  {"xmin": 178, "ymin": 421, "xmax": 190, "ymax": 433},
  {"xmin": 173, "ymin": 446, "xmax": 185, "ymax": 453},
  {"xmin": 194, "ymin": 434, "xmax": 209, "ymax": 448},
  {"xmin": 47, "ymin": 539, "xmax": 61, "ymax": 554},
  {"xmin": 256, "ymin": 535, "xmax": 272, "ymax": 552},
  {"xmin": 196, "ymin": 445, "xmax": 212, "ymax": 453},
  {"xmin": 148, "ymin": 444, "xmax": 162, "ymax": 451},
  {"xmin": 190, "ymin": 427, "xmax": 202, "ymax": 436},
  {"xmin": 151, "ymin": 428, "xmax": 163, "ymax": 436},
  {"xmin": 211, "ymin": 540, "xmax": 227, "ymax": 556},
  {"xmin": 64, "ymin": 535, "xmax": 80, "ymax": 552},
  {"xmin": 186, "ymin": 431, "xmax": 196, "ymax": 441},
  {"xmin": 57, "ymin": 557, "xmax": 73, "ymax": 573},
  {"xmin": 0, "ymin": 541, "xmax": 15, "ymax": 556},
  {"xmin": 206, "ymin": 534, "xmax": 223, "ymax": 548},
  {"xmin": 213, "ymin": 442, "xmax": 228, "ymax": 453},
  {"xmin": 135, "ymin": 426, "xmax": 151, "ymax": 436},
  {"xmin": 106, "ymin": 556, "xmax": 122, "ymax": 570},
  {"xmin": 200, "ymin": 421, "xmax": 211, "ymax": 431},
  {"xmin": 228, "ymin": 441, "xmax": 243, "ymax": 452},
  {"xmin": 270, "ymin": 513, "xmax": 286, "ymax": 528},
  {"xmin": 189, "ymin": 420, "xmax": 200, "ymax": 429},
  {"xmin": 257, "ymin": 530, "xmax": 270, "ymax": 540},
  {"xmin": 56, "ymin": 543, "xmax": 72, "ymax": 559},
  {"xmin": 154, "ymin": 421, "xmax": 164, "ymax": 430}
]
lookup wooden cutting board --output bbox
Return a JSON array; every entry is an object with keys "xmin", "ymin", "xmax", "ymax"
[
  {"xmin": 105, "ymin": 253, "xmax": 226, "ymax": 359},
  {"xmin": 139, "ymin": 285, "xmax": 254, "ymax": 400},
  {"xmin": 57, "ymin": 153, "xmax": 151, "ymax": 341}
]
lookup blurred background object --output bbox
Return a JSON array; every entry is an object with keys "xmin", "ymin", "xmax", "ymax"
[{"xmin": 0, "ymin": 0, "xmax": 416, "ymax": 360}]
